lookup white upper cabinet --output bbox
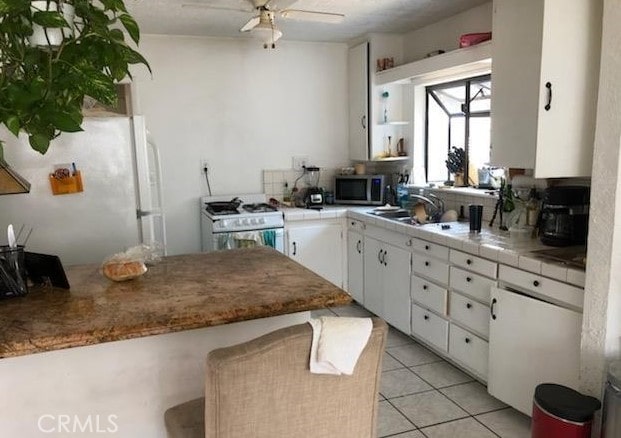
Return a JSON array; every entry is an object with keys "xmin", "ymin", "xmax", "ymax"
[
  {"xmin": 348, "ymin": 42, "xmax": 370, "ymax": 161},
  {"xmin": 490, "ymin": 0, "xmax": 602, "ymax": 178}
]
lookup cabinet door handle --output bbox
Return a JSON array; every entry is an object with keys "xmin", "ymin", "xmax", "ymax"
[
  {"xmin": 378, "ymin": 249, "xmax": 384, "ymax": 264},
  {"xmin": 424, "ymin": 315, "xmax": 429, "ymax": 321},
  {"xmin": 465, "ymin": 337, "xmax": 471, "ymax": 344},
  {"xmin": 406, "ymin": 239, "xmax": 412, "ymax": 247},
  {"xmin": 424, "ymin": 261, "xmax": 429, "ymax": 267},
  {"xmin": 466, "ymin": 276, "xmax": 472, "ymax": 283},
  {"xmin": 361, "ymin": 115, "xmax": 367, "ymax": 129},
  {"xmin": 544, "ymin": 82, "xmax": 552, "ymax": 111},
  {"xmin": 356, "ymin": 240, "xmax": 362, "ymax": 254},
  {"xmin": 292, "ymin": 242, "xmax": 297, "ymax": 256},
  {"xmin": 425, "ymin": 244, "xmax": 430, "ymax": 250},
  {"xmin": 490, "ymin": 298, "xmax": 497, "ymax": 320},
  {"xmin": 383, "ymin": 251, "xmax": 388, "ymax": 266},
  {"xmin": 422, "ymin": 284, "xmax": 428, "ymax": 291},
  {"xmin": 466, "ymin": 259, "xmax": 472, "ymax": 265},
  {"xmin": 466, "ymin": 303, "xmax": 472, "ymax": 309}
]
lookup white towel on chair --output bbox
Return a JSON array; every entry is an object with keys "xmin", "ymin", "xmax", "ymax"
[{"xmin": 308, "ymin": 316, "xmax": 373, "ymax": 375}]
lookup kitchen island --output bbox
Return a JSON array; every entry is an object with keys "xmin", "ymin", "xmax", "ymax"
[{"xmin": 0, "ymin": 248, "xmax": 350, "ymax": 437}]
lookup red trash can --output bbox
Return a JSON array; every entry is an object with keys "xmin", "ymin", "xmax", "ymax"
[{"xmin": 532, "ymin": 383, "xmax": 601, "ymax": 438}]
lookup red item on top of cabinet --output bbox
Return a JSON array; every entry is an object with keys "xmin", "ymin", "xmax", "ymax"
[{"xmin": 459, "ymin": 32, "xmax": 492, "ymax": 48}]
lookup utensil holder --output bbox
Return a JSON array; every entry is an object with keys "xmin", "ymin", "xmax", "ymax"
[
  {"xmin": 0, "ymin": 245, "xmax": 28, "ymax": 298},
  {"xmin": 49, "ymin": 170, "xmax": 83, "ymax": 195}
]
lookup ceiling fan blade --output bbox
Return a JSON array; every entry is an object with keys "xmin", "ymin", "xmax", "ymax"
[
  {"xmin": 264, "ymin": 0, "xmax": 298, "ymax": 11},
  {"xmin": 240, "ymin": 16, "xmax": 261, "ymax": 32},
  {"xmin": 182, "ymin": 3, "xmax": 254, "ymax": 13},
  {"xmin": 280, "ymin": 9, "xmax": 344, "ymax": 23}
]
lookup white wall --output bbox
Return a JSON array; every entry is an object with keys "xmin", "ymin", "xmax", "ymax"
[
  {"xmin": 402, "ymin": 2, "xmax": 493, "ymax": 63},
  {"xmin": 580, "ymin": 0, "xmax": 621, "ymax": 399},
  {"xmin": 132, "ymin": 35, "xmax": 349, "ymax": 255}
]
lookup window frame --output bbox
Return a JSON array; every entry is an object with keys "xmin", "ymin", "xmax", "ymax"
[{"xmin": 424, "ymin": 74, "xmax": 491, "ymax": 185}]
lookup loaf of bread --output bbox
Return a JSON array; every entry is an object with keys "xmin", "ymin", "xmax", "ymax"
[{"xmin": 102, "ymin": 260, "xmax": 147, "ymax": 282}]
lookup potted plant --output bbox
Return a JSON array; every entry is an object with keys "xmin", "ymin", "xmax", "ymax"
[
  {"xmin": 445, "ymin": 146, "xmax": 466, "ymax": 186},
  {"xmin": 0, "ymin": 0, "xmax": 150, "ymax": 160}
]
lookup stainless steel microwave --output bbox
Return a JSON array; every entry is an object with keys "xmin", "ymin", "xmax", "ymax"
[{"xmin": 334, "ymin": 175, "xmax": 386, "ymax": 205}]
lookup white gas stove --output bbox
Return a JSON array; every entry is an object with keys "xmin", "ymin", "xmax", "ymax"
[{"xmin": 200, "ymin": 194, "xmax": 284, "ymax": 252}]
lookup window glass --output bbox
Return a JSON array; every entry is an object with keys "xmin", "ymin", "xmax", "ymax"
[{"xmin": 425, "ymin": 74, "xmax": 491, "ymax": 186}]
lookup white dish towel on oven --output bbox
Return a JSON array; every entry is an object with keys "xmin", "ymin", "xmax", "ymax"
[{"xmin": 308, "ymin": 316, "xmax": 373, "ymax": 375}]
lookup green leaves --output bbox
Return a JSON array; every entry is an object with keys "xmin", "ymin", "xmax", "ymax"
[
  {"xmin": 0, "ymin": 0, "xmax": 149, "ymax": 154},
  {"xmin": 119, "ymin": 14, "xmax": 139, "ymax": 44}
]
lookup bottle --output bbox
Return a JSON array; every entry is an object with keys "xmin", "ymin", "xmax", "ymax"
[
  {"xmin": 283, "ymin": 182, "xmax": 290, "ymax": 203},
  {"xmin": 526, "ymin": 187, "xmax": 540, "ymax": 226}
]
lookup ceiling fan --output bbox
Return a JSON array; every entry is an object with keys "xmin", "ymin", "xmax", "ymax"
[{"xmin": 182, "ymin": 0, "xmax": 345, "ymax": 49}]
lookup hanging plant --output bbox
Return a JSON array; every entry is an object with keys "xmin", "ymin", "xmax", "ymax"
[{"xmin": 0, "ymin": 0, "xmax": 150, "ymax": 158}]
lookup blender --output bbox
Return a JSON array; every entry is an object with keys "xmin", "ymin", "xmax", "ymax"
[{"xmin": 303, "ymin": 166, "xmax": 324, "ymax": 208}]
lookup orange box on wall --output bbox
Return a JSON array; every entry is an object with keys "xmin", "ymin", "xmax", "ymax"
[{"xmin": 49, "ymin": 171, "xmax": 83, "ymax": 195}]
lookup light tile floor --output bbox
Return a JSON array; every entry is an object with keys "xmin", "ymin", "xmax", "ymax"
[{"xmin": 312, "ymin": 303, "xmax": 532, "ymax": 438}]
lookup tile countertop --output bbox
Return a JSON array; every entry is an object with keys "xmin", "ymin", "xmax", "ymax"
[
  {"xmin": 279, "ymin": 205, "xmax": 585, "ymax": 288},
  {"xmin": 347, "ymin": 209, "xmax": 586, "ymax": 288}
]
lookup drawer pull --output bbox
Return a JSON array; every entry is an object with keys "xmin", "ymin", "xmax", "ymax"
[
  {"xmin": 466, "ymin": 303, "xmax": 472, "ymax": 309},
  {"xmin": 425, "ymin": 244, "xmax": 430, "ymax": 250},
  {"xmin": 490, "ymin": 298, "xmax": 497, "ymax": 320},
  {"xmin": 466, "ymin": 276, "xmax": 472, "ymax": 282},
  {"xmin": 424, "ymin": 315, "xmax": 429, "ymax": 321},
  {"xmin": 533, "ymin": 280, "xmax": 540, "ymax": 287},
  {"xmin": 466, "ymin": 259, "xmax": 472, "ymax": 265},
  {"xmin": 422, "ymin": 285, "xmax": 428, "ymax": 290},
  {"xmin": 424, "ymin": 261, "xmax": 430, "ymax": 267},
  {"xmin": 351, "ymin": 221, "xmax": 355, "ymax": 226},
  {"xmin": 465, "ymin": 337, "xmax": 471, "ymax": 344}
]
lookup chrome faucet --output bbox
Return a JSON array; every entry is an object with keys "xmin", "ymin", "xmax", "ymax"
[{"xmin": 409, "ymin": 193, "xmax": 444, "ymax": 222}]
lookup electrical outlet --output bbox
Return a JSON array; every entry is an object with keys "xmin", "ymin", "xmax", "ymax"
[{"xmin": 292, "ymin": 155, "xmax": 309, "ymax": 170}]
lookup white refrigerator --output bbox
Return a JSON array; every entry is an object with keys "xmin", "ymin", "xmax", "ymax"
[{"xmin": 0, "ymin": 116, "xmax": 166, "ymax": 266}]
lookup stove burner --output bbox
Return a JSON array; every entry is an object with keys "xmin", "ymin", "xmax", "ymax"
[
  {"xmin": 242, "ymin": 203, "xmax": 278, "ymax": 213},
  {"xmin": 205, "ymin": 202, "xmax": 240, "ymax": 216}
]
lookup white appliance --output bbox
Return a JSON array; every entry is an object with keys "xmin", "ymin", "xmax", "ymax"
[
  {"xmin": 201, "ymin": 194, "xmax": 284, "ymax": 253},
  {"xmin": 0, "ymin": 116, "xmax": 166, "ymax": 265}
]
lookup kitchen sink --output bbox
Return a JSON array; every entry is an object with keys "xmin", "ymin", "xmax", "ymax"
[{"xmin": 367, "ymin": 209, "xmax": 411, "ymax": 219}]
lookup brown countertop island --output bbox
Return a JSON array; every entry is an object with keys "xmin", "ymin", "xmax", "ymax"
[{"xmin": 0, "ymin": 248, "xmax": 351, "ymax": 359}]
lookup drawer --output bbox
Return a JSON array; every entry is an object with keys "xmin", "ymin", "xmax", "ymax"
[
  {"xmin": 499, "ymin": 265, "xmax": 584, "ymax": 310},
  {"xmin": 411, "ymin": 275, "xmax": 448, "ymax": 316},
  {"xmin": 347, "ymin": 219, "xmax": 365, "ymax": 231},
  {"xmin": 449, "ymin": 323, "xmax": 489, "ymax": 380},
  {"xmin": 412, "ymin": 253, "xmax": 449, "ymax": 285},
  {"xmin": 449, "ymin": 292, "xmax": 490, "ymax": 338},
  {"xmin": 450, "ymin": 250, "xmax": 498, "ymax": 278},
  {"xmin": 449, "ymin": 267, "xmax": 496, "ymax": 303},
  {"xmin": 410, "ymin": 238, "xmax": 449, "ymax": 261},
  {"xmin": 411, "ymin": 303, "xmax": 449, "ymax": 352}
]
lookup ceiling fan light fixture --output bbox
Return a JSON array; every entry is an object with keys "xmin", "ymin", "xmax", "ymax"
[
  {"xmin": 251, "ymin": 23, "xmax": 282, "ymax": 48},
  {"xmin": 280, "ymin": 9, "xmax": 344, "ymax": 24}
]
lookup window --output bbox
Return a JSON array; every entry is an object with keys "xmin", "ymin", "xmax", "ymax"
[{"xmin": 425, "ymin": 75, "xmax": 491, "ymax": 186}]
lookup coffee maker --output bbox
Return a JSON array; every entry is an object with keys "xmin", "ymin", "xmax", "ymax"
[
  {"xmin": 539, "ymin": 186, "xmax": 590, "ymax": 246},
  {"xmin": 303, "ymin": 166, "xmax": 324, "ymax": 208}
]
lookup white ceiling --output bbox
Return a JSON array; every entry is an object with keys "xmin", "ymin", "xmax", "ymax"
[{"xmin": 126, "ymin": 0, "xmax": 490, "ymax": 43}]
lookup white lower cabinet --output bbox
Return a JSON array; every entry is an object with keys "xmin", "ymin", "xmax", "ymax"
[
  {"xmin": 346, "ymin": 228, "xmax": 364, "ymax": 303},
  {"xmin": 286, "ymin": 221, "xmax": 344, "ymax": 288},
  {"xmin": 363, "ymin": 235, "xmax": 411, "ymax": 333},
  {"xmin": 487, "ymin": 286, "xmax": 582, "ymax": 415},
  {"xmin": 411, "ymin": 303, "xmax": 449, "ymax": 352},
  {"xmin": 449, "ymin": 324, "xmax": 489, "ymax": 379}
]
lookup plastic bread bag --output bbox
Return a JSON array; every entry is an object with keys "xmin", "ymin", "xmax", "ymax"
[{"xmin": 101, "ymin": 245, "xmax": 150, "ymax": 282}]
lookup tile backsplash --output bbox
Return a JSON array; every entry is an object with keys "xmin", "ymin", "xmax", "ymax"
[
  {"xmin": 409, "ymin": 187, "xmax": 499, "ymax": 223},
  {"xmin": 263, "ymin": 168, "xmax": 337, "ymax": 201}
]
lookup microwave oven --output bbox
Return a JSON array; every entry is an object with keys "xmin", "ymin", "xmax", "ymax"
[{"xmin": 334, "ymin": 175, "xmax": 386, "ymax": 205}]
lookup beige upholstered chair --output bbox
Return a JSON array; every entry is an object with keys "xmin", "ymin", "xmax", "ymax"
[{"xmin": 165, "ymin": 317, "xmax": 387, "ymax": 438}]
